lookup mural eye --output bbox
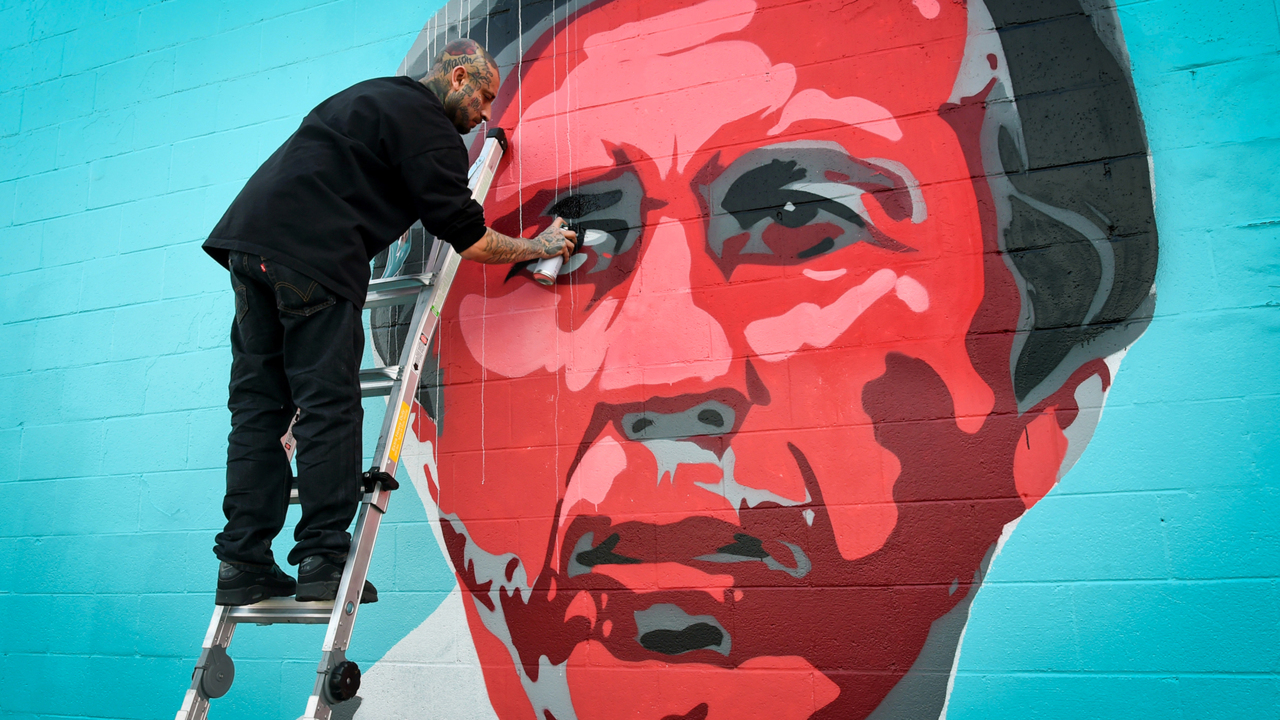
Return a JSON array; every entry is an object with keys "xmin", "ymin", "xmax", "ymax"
[
  {"xmin": 538, "ymin": 173, "xmax": 643, "ymax": 300},
  {"xmin": 705, "ymin": 145, "xmax": 918, "ymax": 276}
]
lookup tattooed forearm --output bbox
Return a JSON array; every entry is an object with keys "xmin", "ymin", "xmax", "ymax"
[
  {"xmin": 478, "ymin": 229, "xmax": 535, "ymax": 264},
  {"xmin": 461, "ymin": 221, "xmax": 578, "ymax": 265}
]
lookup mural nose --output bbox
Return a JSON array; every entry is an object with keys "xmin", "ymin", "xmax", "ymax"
[{"xmin": 621, "ymin": 401, "xmax": 735, "ymax": 441}]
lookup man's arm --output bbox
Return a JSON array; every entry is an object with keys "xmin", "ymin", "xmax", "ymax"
[{"xmin": 460, "ymin": 217, "xmax": 578, "ymax": 265}]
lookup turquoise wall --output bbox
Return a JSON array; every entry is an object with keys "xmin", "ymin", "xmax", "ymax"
[
  {"xmin": 0, "ymin": 1, "xmax": 1276, "ymax": 719},
  {"xmin": 0, "ymin": 1, "xmax": 455, "ymax": 717},
  {"xmin": 949, "ymin": 2, "xmax": 1280, "ymax": 716}
]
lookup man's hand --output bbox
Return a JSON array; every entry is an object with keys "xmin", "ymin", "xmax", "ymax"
[
  {"xmin": 460, "ymin": 217, "xmax": 579, "ymax": 265},
  {"xmin": 532, "ymin": 217, "xmax": 578, "ymax": 263}
]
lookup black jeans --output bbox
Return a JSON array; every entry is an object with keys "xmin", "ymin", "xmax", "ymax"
[{"xmin": 213, "ymin": 251, "xmax": 364, "ymax": 568}]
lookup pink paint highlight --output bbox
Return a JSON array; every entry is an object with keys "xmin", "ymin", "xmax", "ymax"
[
  {"xmin": 768, "ymin": 88, "xmax": 902, "ymax": 141},
  {"xmin": 460, "ymin": 221, "xmax": 733, "ymax": 392},
  {"xmin": 502, "ymin": 0, "xmax": 797, "ymax": 200},
  {"xmin": 894, "ymin": 274, "xmax": 929, "ymax": 311},
  {"xmin": 913, "ymin": 0, "xmax": 941, "ymax": 19},
  {"xmin": 745, "ymin": 268, "xmax": 899, "ymax": 357},
  {"xmin": 599, "ymin": 220, "xmax": 733, "ymax": 389},
  {"xmin": 558, "ymin": 434, "xmax": 628, "ymax": 532}
]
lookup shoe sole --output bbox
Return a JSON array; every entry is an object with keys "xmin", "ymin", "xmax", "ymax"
[
  {"xmin": 296, "ymin": 580, "xmax": 378, "ymax": 604},
  {"xmin": 215, "ymin": 585, "xmax": 295, "ymax": 606},
  {"xmin": 295, "ymin": 580, "xmax": 340, "ymax": 603}
]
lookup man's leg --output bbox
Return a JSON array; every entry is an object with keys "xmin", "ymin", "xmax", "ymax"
[
  {"xmin": 213, "ymin": 251, "xmax": 297, "ymax": 604},
  {"xmin": 261, "ymin": 258, "xmax": 366, "ymax": 567}
]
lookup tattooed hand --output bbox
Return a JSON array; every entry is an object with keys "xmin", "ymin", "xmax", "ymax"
[{"xmin": 533, "ymin": 217, "xmax": 579, "ymax": 262}]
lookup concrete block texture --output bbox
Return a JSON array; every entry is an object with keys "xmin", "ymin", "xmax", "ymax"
[{"xmin": 0, "ymin": 0, "xmax": 1276, "ymax": 719}]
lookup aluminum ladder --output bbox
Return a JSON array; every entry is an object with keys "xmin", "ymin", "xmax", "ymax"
[{"xmin": 176, "ymin": 128, "xmax": 508, "ymax": 720}]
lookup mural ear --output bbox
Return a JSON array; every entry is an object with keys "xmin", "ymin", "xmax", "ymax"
[{"xmin": 1012, "ymin": 360, "xmax": 1111, "ymax": 509}]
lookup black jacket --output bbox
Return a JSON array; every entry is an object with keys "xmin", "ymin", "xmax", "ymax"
[{"xmin": 203, "ymin": 76, "xmax": 486, "ymax": 307}]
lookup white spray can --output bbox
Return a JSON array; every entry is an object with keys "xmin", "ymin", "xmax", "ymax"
[{"xmin": 530, "ymin": 255, "xmax": 563, "ymax": 286}]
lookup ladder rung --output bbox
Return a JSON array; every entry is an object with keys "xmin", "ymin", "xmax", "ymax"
[
  {"xmin": 364, "ymin": 273, "xmax": 434, "ymax": 308},
  {"xmin": 226, "ymin": 598, "xmax": 333, "ymax": 625},
  {"xmin": 359, "ymin": 366, "xmax": 399, "ymax": 397}
]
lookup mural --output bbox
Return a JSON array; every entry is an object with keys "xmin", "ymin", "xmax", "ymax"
[{"xmin": 363, "ymin": 0, "xmax": 1158, "ymax": 717}]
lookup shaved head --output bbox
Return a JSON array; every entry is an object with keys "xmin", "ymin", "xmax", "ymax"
[
  {"xmin": 422, "ymin": 39, "xmax": 500, "ymax": 134},
  {"xmin": 430, "ymin": 38, "xmax": 498, "ymax": 76}
]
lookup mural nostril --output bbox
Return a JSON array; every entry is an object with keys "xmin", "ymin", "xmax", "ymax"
[
  {"xmin": 696, "ymin": 409, "xmax": 725, "ymax": 428},
  {"xmin": 622, "ymin": 400, "xmax": 736, "ymax": 441}
]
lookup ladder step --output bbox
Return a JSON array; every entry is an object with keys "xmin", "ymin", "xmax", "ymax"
[
  {"xmin": 290, "ymin": 489, "xmax": 375, "ymax": 506},
  {"xmin": 226, "ymin": 598, "xmax": 333, "ymax": 625},
  {"xmin": 364, "ymin": 273, "xmax": 434, "ymax": 308},
  {"xmin": 358, "ymin": 365, "xmax": 399, "ymax": 397}
]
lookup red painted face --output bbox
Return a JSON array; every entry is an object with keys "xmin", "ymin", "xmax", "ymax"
[{"xmin": 413, "ymin": 1, "xmax": 1053, "ymax": 718}]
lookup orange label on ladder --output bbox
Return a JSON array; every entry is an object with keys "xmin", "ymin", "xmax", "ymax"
[{"xmin": 387, "ymin": 401, "xmax": 411, "ymax": 464}]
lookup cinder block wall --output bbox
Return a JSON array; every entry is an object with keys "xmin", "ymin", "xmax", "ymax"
[
  {"xmin": 1, "ymin": 1, "xmax": 1277, "ymax": 720},
  {"xmin": 0, "ymin": 1, "xmax": 453, "ymax": 718}
]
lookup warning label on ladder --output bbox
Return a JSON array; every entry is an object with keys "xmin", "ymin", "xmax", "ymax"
[{"xmin": 388, "ymin": 401, "xmax": 410, "ymax": 463}]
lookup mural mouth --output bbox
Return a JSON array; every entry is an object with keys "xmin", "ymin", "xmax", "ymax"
[
  {"xmin": 550, "ymin": 503, "xmax": 820, "ymax": 663},
  {"xmin": 561, "ymin": 519, "xmax": 813, "ymax": 583}
]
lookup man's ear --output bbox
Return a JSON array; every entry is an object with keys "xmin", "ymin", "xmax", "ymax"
[
  {"xmin": 450, "ymin": 65, "xmax": 469, "ymax": 91},
  {"xmin": 1012, "ymin": 358, "xmax": 1113, "ymax": 509}
]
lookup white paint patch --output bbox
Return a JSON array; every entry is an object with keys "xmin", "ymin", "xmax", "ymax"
[
  {"xmin": 352, "ymin": 588, "xmax": 499, "ymax": 720},
  {"xmin": 803, "ymin": 268, "xmax": 848, "ymax": 281}
]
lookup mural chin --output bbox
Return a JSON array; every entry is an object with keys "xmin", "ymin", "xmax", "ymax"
[{"xmin": 366, "ymin": 0, "xmax": 1158, "ymax": 718}]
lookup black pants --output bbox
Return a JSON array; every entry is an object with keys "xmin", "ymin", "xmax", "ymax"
[{"xmin": 213, "ymin": 250, "xmax": 364, "ymax": 568}]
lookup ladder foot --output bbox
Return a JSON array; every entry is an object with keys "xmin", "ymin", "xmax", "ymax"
[
  {"xmin": 325, "ymin": 660, "xmax": 361, "ymax": 704},
  {"xmin": 197, "ymin": 645, "xmax": 235, "ymax": 699}
]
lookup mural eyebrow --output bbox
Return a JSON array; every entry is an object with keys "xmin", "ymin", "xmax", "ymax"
[{"xmin": 547, "ymin": 189, "xmax": 624, "ymax": 219}]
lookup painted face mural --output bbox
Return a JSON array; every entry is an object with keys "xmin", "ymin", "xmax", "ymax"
[{"xmin": 366, "ymin": 1, "xmax": 1158, "ymax": 718}]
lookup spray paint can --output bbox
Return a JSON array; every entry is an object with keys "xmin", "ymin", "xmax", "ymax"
[
  {"xmin": 530, "ymin": 222, "xmax": 580, "ymax": 285},
  {"xmin": 530, "ymin": 255, "xmax": 563, "ymax": 286}
]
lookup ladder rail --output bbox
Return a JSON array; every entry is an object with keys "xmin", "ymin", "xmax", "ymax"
[{"xmin": 297, "ymin": 130, "xmax": 506, "ymax": 720}]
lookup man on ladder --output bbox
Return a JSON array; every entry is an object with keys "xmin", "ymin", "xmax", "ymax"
[{"xmin": 200, "ymin": 39, "xmax": 575, "ymax": 607}]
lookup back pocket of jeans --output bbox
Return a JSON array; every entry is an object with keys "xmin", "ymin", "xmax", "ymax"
[
  {"xmin": 233, "ymin": 283, "xmax": 249, "ymax": 324},
  {"xmin": 267, "ymin": 262, "xmax": 336, "ymax": 316}
]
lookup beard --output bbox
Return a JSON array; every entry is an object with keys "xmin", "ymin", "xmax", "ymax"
[
  {"xmin": 441, "ymin": 80, "xmax": 484, "ymax": 134},
  {"xmin": 442, "ymin": 353, "xmax": 1028, "ymax": 719}
]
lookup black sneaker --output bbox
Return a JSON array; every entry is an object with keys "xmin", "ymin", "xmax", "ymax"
[
  {"xmin": 215, "ymin": 561, "xmax": 297, "ymax": 606},
  {"xmin": 296, "ymin": 554, "xmax": 378, "ymax": 604}
]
